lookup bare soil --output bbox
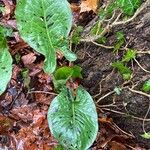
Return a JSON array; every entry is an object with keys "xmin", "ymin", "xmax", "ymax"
[{"xmin": 76, "ymin": 2, "xmax": 150, "ymax": 148}]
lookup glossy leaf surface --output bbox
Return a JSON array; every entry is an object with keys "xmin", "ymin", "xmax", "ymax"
[
  {"xmin": 16, "ymin": 0, "xmax": 77, "ymax": 74},
  {"xmin": 48, "ymin": 87, "xmax": 98, "ymax": 150},
  {"xmin": 0, "ymin": 26, "xmax": 12, "ymax": 95}
]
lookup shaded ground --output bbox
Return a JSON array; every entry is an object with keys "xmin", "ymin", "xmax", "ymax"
[{"xmin": 76, "ymin": 1, "xmax": 150, "ymax": 148}]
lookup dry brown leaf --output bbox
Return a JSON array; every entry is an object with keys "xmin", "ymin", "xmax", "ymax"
[
  {"xmin": 80, "ymin": 0, "xmax": 99, "ymax": 13},
  {"xmin": 0, "ymin": 115, "xmax": 14, "ymax": 134},
  {"xmin": 21, "ymin": 53, "xmax": 36, "ymax": 66},
  {"xmin": 110, "ymin": 141, "xmax": 127, "ymax": 150},
  {"xmin": 70, "ymin": 3, "xmax": 80, "ymax": 12},
  {"xmin": 2, "ymin": 0, "xmax": 15, "ymax": 20},
  {"xmin": 99, "ymin": 117, "xmax": 113, "ymax": 124}
]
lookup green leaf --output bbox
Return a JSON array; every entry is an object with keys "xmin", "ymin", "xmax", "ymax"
[
  {"xmin": 116, "ymin": 0, "xmax": 141, "ymax": 16},
  {"xmin": 54, "ymin": 65, "xmax": 82, "ymax": 81},
  {"xmin": 54, "ymin": 145, "xmax": 64, "ymax": 150},
  {"xmin": 15, "ymin": 0, "xmax": 77, "ymax": 74},
  {"xmin": 142, "ymin": 80, "xmax": 150, "ymax": 92},
  {"xmin": 112, "ymin": 61, "xmax": 132, "ymax": 80},
  {"xmin": 21, "ymin": 68, "xmax": 30, "ymax": 89},
  {"xmin": 99, "ymin": 3, "xmax": 116, "ymax": 20},
  {"xmin": 114, "ymin": 32, "xmax": 125, "ymax": 52},
  {"xmin": 122, "ymin": 49, "xmax": 136, "ymax": 62},
  {"xmin": 47, "ymin": 87, "xmax": 98, "ymax": 150},
  {"xmin": 114, "ymin": 87, "xmax": 122, "ymax": 95},
  {"xmin": 54, "ymin": 67, "xmax": 73, "ymax": 81},
  {"xmin": 0, "ymin": 26, "xmax": 13, "ymax": 95},
  {"xmin": 71, "ymin": 26, "xmax": 83, "ymax": 44},
  {"xmin": 53, "ymin": 65, "xmax": 82, "ymax": 92},
  {"xmin": 141, "ymin": 132, "xmax": 150, "ymax": 139},
  {"xmin": 114, "ymin": 40, "xmax": 124, "ymax": 52},
  {"xmin": 116, "ymin": 32, "xmax": 125, "ymax": 41}
]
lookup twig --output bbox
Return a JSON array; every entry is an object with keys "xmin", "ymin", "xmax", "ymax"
[
  {"xmin": 134, "ymin": 58, "xmax": 150, "ymax": 73},
  {"xmin": 98, "ymin": 103, "xmax": 117, "ymax": 108},
  {"xmin": 104, "ymin": 10, "xmax": 117, "ymax": 22},
  {"xmin": 81, "ymin": 16, "xmax": 99, "ymax": 37},
  {"xmin": 28, "ymin": 91, "xmax": 57, "ymax": 96},
  {"xmin": 96, "ymin": 91, "xmax": 115, "ymax": 103},
  {"xmin": 102, "ymin": 108, "xmax": 150, "ymax": 122},
  {"xmin": 137, "ymin": 50, "xmax": 150, "ymax": 55},
  {"xmin": 91, "ymin": 41, "xmax": 114, "ymax": 49},
  {"xmin": 112, "ymin": 122, "xmax": 135, "ymax": 138},
  {"xmin": 81, "ymin": 0, "xmax": 149, "ymax": 42},
  {"xmin": 112, "ymin": 0, "xmax": 149, "ymax": 26},
  {"xmin": 127, "ymin": 88, "xmax": 150, "ymax": 98},
  {"xmin": 142, "ymin": 100, "xmax": 150, "ymax": 133}
]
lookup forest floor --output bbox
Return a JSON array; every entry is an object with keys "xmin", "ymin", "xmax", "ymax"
[{"xmin": 0, "ymin": 0, "xmax": 150, "ymax": 149}]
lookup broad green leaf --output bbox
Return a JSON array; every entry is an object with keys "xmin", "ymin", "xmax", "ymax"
[
  {"xmin": 112, "ymin": 61, "xmax": 132, "ymax": 80},
  {"xmin": 142, "ymin": 80, "xmax": 150, "ymax": 92},
  {"xmin": 116, "ymin": 0, "xmax": 141, "ymax": 16},
  {"xmin": 15, "ymin": 0, "xmax": 77, "ymax": 74},
  {"xmin": 47, "ymin": 87, "xmax": 98, "ymax": 150},
  {"xmin": 0, "ymin": 26, "xmax": 12, "ymax": 95},
  {"xmin": 122, "ymin": 49, "xmax": 136, "ymax": 62},
  {"xmin": 141, "ymin": 132, "xmax": 150, "ymax": 139}
]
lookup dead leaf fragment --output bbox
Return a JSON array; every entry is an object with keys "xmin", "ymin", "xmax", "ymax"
[
  {"xmin": 21, "ymin": 53, "xmax": 36, "ymax": 66},
  {"xmin": 110, "ymin": 141, "xmax": 127, "ymax": 150},
  {"xmin": 0, "ymin": 115, "xmax": 14, "ymax": 134},
  {"xmin": 80, "ymin": 0, "xmax": 99, "ymax": 13}
]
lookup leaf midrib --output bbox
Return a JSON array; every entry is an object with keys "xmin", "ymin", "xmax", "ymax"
[{"xmin": 41, "ymin": 0, "xmax": 54, "ymax": 50}]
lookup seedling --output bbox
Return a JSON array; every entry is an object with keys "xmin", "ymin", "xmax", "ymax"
[
  {"xmin": 122, "ymin": 49, "xmax": 137, "ymax": 62},
  {"xmin": 141, "ymin": 132, "xmax": 150, "ymax": 139},
  {"xmin": 114, "ymin": 87, "xmax": 122, "ymax": 95},
  {"xmin": 112, "ymin": 49, "xmax": 137, "ymax": 80},
  {"xmin": 71, "ymin": 26, "xmax": 84, "ymax": 44},
  {"xmin": 142, "ymin": 80, "xmax": 150, "ymax": 92},
  {"xmin": 113, "ymin": 32, "xmax": 125, "ymax": 53},
  {"xmin": 112, "ymin": 61, "xmax": 132, "ymax": 80}
]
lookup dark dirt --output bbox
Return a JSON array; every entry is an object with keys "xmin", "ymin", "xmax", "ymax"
[{"xmin": 76, "ymin": 1, "xmax": 150, "ymax": 149}]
